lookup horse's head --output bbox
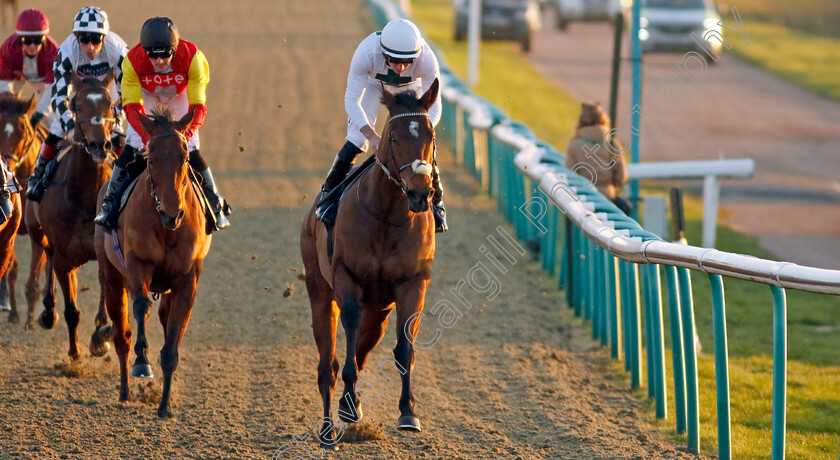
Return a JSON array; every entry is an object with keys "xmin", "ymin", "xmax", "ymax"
[
  {"xmin": 70, "ymin": 71, "xmax": 115, "ymax": 163},
  {"xmin": 380, "ymin": 78, "xmax": 439, "ymax": 213},
  {"xmin": 0, "ymin": 93, "xmax": 37, "ymax": 172},
  {"xmin": 138, "ymin": 105, "xmax": 194, "ymax": 230}
]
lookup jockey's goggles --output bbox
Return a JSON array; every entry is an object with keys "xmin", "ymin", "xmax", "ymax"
[
  {"xmin": 75, "ymin": 32, "xmax": 104, "ymax": 45},
  {"xmin": 384, "ymin": 55, "xmax": 415, "ymax": 66},
  {"xmin": 20, "ymin": 35, "xmax": 45, "ymax": 46},
  {"xmin": 144, "ymin": 47, "xmax": 174, "ymax": 59}
]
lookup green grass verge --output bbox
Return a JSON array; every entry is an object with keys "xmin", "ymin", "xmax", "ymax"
[
  {"xmin": 409, "ymin": 1, "xmax": 840, "ymax": 458},
  {"xmin": 727, "ymin": 20, "xmax": 840, "ymax": 101},
  {"xmin": 730, "ymin": 0, "xmax": 840, "ymax": 39}
]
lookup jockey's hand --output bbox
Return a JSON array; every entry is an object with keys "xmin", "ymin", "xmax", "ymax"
[
  {"xmin": 29, "ymin": 111, "xmax": 45, "ymax": 128},
  {"xmin": 361, "ymin": 125, "xmax": 380, "ymax": 155}
]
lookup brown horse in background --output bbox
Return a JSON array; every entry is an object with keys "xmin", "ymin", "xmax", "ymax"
[
  {"xmin": 94, "ymin": 106, "xmax": 211, "ymax": 418},
  {"xmin": 300, "ymin": 79, "xmax": 439, "ymax": 449},
  {"xmin": 0, "ymin": 93, "xmax": 45, "ymax": 324},
  {"xmin": 25, "ymin": 74, "xmax": 115, "ymax": 359}
]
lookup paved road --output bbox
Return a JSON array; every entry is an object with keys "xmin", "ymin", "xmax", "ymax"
[{"xmin": 528, "ymin": 13, "xmax": 840, "ymax": 268}]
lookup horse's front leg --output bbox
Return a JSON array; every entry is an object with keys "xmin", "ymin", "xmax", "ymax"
[
  {"xmin": 393, "ymin": 278, "xmax": 430, "ymax": 431},
  {"xmin": 99, "ymin": 257, "xmax": 130, "ymax": 400},
  {"xmin": 334, "ymin": 268, "xmax": 363, "ymax": 425},
  {"xmin": 2, "ymin": 257, "xmax": 17, "ymax": 322},
  {"xmin": 53, "ymin": 263, "xmax": 81, "ymax": 360},
  {"xmin": 156, "ymin": 272, "xmax": 198, "ymax": 419},
  {"xmin": 127, "ymin": 262, "xmax": 155, "ymax": 378}
]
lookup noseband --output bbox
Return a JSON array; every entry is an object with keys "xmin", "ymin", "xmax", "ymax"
[
  {"xmin": 147, "ymin": 131, "xmax": 189, "ymax": 215},
  {"xmin": 70, "ymin": 87, "xmax": 115, "ymax": 156},
  {"xmin": 376, "ymin": 111, "xmax": 434, "ymax": 195}
]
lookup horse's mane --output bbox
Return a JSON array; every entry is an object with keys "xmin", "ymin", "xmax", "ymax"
[
  {"xmin": 0, "ymin": 92, "xmax": 29, "ymax": 115},
  {"xmin": 150, "ymin": 105, "xmax": 177, "ymax": 128}
]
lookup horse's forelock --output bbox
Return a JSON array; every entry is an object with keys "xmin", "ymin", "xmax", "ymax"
[
  {"xmin": 388, "ymin": 90, "xmax": 425, "ymax": 114},
  {"xmin": 0, "ymin": 93, "xmax": 28, "ymax": 115},
  {"xmin": 150, "ymin": 105, "xmax": 177, "ymax": 129}
]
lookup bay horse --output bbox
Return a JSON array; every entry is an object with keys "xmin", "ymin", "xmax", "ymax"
[
  {"xmin": 25, "ymin": 73, "xmax": 115, "ymax": 359},
  {"xmin": 0, "ymin": 92, "xmax": 45, "ymax": 324},
  {"xmin": 94, "ymin": 106, "xmax": 211, "ymax": 418},
  {"xmin": 300, "ymin": 79, "xmax": 439, "ymax": 449}
]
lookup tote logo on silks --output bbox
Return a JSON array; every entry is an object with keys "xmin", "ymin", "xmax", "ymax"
[{"xmin": 141, "ymin": 72, "xmax": 187, "ymax": 88}]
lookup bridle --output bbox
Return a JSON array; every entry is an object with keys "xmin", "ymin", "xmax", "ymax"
[
  {"xmin": 375, "ymin": 111, "xmax": 434, "ymax": 195},
  {"xmin": 147, "ymin": 130, "xmax": 189, "ymax": 215},
  {"xmin": 70, "ymin": 86, "xmax": 116, "ymax": 156}
]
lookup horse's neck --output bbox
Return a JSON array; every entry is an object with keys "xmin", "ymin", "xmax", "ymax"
[
  {"xmin": 358, "ymin": 155, "xmax": 411, "ymax": 223},
  {"xmin": 65, "ymin": 145, "xmax": 110, "ymax": 202}
]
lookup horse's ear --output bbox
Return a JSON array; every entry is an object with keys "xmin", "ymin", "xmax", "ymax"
[
  {"xmin": 419, "ymin": 78, "xmax": 439, "ymax": 111},
  {"xmin": 138, "ymin": 113, "xmax": 156, "ymax": 136},
  {"xmin": 100, "ymin": 71, "xmax": 114, "ymax": 90},
  {"xmin": 70, "ymin": 71, "xmax": 84, "ymax": 92},
  {"xmin": 173, "ymin": 105, "xmax": 196, "ymax": 133},
  {"xmin": 381, "ymin": 85, "xmax": 395, "ymax": 109},
  {"xmin": 25, "ymin": 95, "xmax": 37, "ymax": 116}
]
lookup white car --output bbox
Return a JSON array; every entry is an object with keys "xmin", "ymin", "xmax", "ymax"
[
  {"xmin": 454, "ymin": 0, "xmax": 542, "ymax": 52},
  {"xmin": 551, "ymin": 0, "xmax": 623, "ymax": 30},
  {"xmin": 629, "ymin": 0, "xmax": 725, "ymax": 56}
]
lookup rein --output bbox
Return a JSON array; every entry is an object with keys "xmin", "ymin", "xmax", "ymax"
[{"xmin": 147, "ymin": 131, "xmax": 189, "ymax": 216}]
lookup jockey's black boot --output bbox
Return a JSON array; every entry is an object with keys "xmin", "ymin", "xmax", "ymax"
[
  {"xmin": 0, "ymin": 190, "xmax": 11, "ymax": 224},
  {"xmin": 26, "ymin": 137, "xmax": 61, "ymax": 203},
  {"xmin": 93, "ymin": 165, "xmax": 128, "ymax": 228},
  {"xmin": 198, "ymin": 167, "xmax": 231, "ymax": 231},
  {"xmin": 315, "ymin": 141, "xmax": 362, "ymax": 223},
  {"xmin": 431, "ymin": 162, "xmax": 448, "ymax": 233}
]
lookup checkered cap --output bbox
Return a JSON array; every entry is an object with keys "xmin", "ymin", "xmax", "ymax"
[{"xmin": 73, "ymin": 6, "xmax": 109, "ymax": 35}]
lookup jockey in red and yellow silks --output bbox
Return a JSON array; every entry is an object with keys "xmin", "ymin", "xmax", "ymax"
[{"xmin": 93, "ymin": 16, "xmax": 230, "ymax": 231}]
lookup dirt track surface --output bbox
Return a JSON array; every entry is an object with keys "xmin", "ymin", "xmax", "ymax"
[
  {"xmin": 0, "ymin": 2, "xmax": 709, "ymax": 459},
  {"xmin": 529, "ymin": 15, "xmax": 840, "ymax": 268}
]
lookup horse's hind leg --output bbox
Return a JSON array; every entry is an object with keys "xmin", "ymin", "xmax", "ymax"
[
  {"xmin": 100, "ymin": 259, "xmax": 130, "ymax": 401},
  {"xmin": 393, "ymin": 279, "xmax": 430, "ymax": 432},
  {"xmin": 53, "ymin": 264, "xmax": 81, "ymax": 360},
  {"xmin": 304, "ymin": 266, "xmax": 340, "ymax": 449},
  {"xmin": 2, "ymin": 257, "xmax": 18, "ymax": 322},
  {"xmin": 24, "ymin": 235, "xmax": 46, "ymax": 329},
  {"xmin": 36, "ymin": 252, "xmax": 58, "ymax": 330},
  {"xmin": 157, "ymin": 275, "xmax": 197, "ymax": 419},
  {"xmin": 89, "ymin": 287, "xmax": 112, "ymax": 357}
]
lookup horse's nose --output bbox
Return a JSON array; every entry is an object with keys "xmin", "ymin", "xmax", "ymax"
[{"xmin": 104, "ymin": 140, "xmax": 112, "ymax": 151}]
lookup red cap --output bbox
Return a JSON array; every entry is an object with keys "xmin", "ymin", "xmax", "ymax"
[{"xmin": 16, "ymin": 9, "xmax": 49, "ymax": 36}]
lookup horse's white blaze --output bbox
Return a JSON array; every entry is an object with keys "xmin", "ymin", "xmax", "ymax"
[
  {"xmin": 3, "ymin": 123, "xmax": 12, "ymax": 137},
  {"xmin": 411, "ymin": 160, "xmax": 432, "ymax": 176},
  {"xmin": 87, "ymin": 93, "xmax": 104, "ymax": 104},
  {"xmin": 409, "ymin": 121, "xmax": 419, "ymax": 138}
]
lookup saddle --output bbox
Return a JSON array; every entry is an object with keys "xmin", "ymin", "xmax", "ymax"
[
  {"xmin": 321, "ymin": 155, "xmax": 376, "ymax": 260},
  {"xmin": 112, "ymin": 158, "xmax": 218, "ymax": 235}
]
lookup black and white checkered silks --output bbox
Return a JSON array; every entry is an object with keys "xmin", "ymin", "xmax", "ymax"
[
  {"xmin": 73, "ymin": 7, "xmax": 109, "ymax": 34},
  {"xmin": 50, "ymin": 38, "xmax": 125, "ymax": 137}
]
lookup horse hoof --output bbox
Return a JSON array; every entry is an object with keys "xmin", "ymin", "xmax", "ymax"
[
  {"xmin": 131, "ymin": 363, "xmax": 154, "ymax": 378},
  {"xmin": 338, "ymin": 400, "xmax": 363, "ymax": 423},
  {"xmin": 38, "ymin": 310, "xmax": 58, "ymax": 329},
  {"xmin": 7, "ymin": 311, "xmax": 18, "ymax": 324},
  {"xmin": 319, "ymin": 443, "xmax": 339, "ymax": 451},
  {"xmin": 397, "ymin": 415, "xmax": 421, "ymax": 431},
  {"xmin": 89, "ymin": 338, "xmax": 111, "ymax": 357},
  {"xmin": 157, "ymin": 407, "xmax": 174, "ymax": 419}
]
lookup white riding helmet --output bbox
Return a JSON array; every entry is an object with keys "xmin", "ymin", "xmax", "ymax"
[
  {"xmin": 380, "ymin": 19, "xmax": 422, "ymax": 59},
  {"xmin": 73, "ymin": 6, "xmax": 109, "ymax": 35}
]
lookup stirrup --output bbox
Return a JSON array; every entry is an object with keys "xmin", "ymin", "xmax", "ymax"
[{"xmin": 214, "ymin": 212, "xmax": 231, "ymax": 230}]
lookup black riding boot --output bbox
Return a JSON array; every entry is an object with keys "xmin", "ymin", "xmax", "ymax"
[
  {"xmin": 431, "ymin": 162, "xmax": 448, "ymax": 233},
  {"xmin": 315, "ymin": 141, "xmax": 362, "ymax": 223},
  {"xmin": 26, "ymin": 136, "xmax": 61, "ymax": 202},
  {"xmin": 93, "ymin": 165, "xmax": 129, "ymax": 228},
  {"xmin": 198, "ymin": 167, "xmax": 231, "ymax": 230}
]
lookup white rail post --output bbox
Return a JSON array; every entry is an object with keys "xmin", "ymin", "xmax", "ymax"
[
  {"xmin": 702, "ymin": 174, "xmax": 721, "ymax": 248},
  {"xmin": 468, "ymin": 0, "xmax": 481, "ymax": 86}
]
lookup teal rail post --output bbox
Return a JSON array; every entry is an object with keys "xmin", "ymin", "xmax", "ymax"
[
  {"xmin": 621, "ymin": 261, "xmax": 642, "ymax": 388},
  {"xmin": 771, "ymin": 286, "xmax": 787, "ymax": 460},
  {"xmin": 677, "ymin": 267, "xmax": 700, "ymax": 453},
  {"xmin": 709, "ymin": 274, "xmax": 731, "ymax": 460},
  {"xmin": 609, "ymin": 255, "xmax": 622, "ymax": 359},
  {"xmin": 647, "ymin": 265, "xmax": 667, "ymax": 419},
  {"xmin": 643, "ymin": 267, "xmax": 656, "ymax": 399},
  {"xmin": 620, "ymin": 260, "xmax": 632, "ymax": 371},
  {"xmin": 592, "ymin": 246, "xmax": 603, "ymax": 340},
  {"xmin": 585, "ymin": 238, "xmax": 594, "ymax": 321},
  {"xmin": 665, "ymin": 265, "xmax": 687, "ymax": 433}
]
